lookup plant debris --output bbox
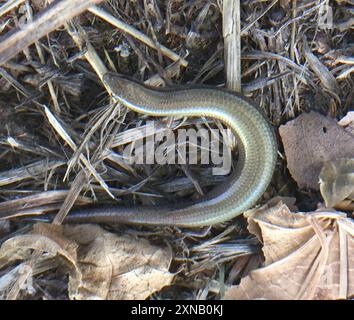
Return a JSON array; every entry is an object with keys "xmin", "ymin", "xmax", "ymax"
[
  {"xmin": 224, "ymin": 200, "xmax": 354, "ymax": 300},
  {"xmin": 0, "ymin": 223, "xmax": 173, "ymax": 300},
  {"xmin": 0, "ymin": 0, "xmax": 353, "ymax": 300},
  {"xmin": 279, "ymin": 111, "xmax": 354, "ymax": 189}
]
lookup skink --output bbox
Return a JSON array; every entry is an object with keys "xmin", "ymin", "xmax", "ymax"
[{"xmin": 66, "ymin": 73, "xmax": 277, "ymax": 227}]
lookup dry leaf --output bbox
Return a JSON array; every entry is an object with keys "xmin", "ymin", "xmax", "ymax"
[
  {"xmin": 63, "ymin": 224, "xmax": 174, "ymax": 300},
  {"xmin": 319, "ymin": 158, "xmax": 354, "ymax": 207},
  {"xmin": 0, "ymin": 224, "xmax": 78, "ymax": 270},
  {"xmin": 0, "ymin": 223, "xmax": 173, "ymax": 300},
  {"xmin": 279, "ymin": 112, "xmax": 354, "ymax": 189},
  {"xmin": 225, "ymin": 201, "xmax": 354, "ymax": 300}
]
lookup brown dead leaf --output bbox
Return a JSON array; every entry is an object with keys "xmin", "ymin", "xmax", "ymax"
[
  {"xmin": 225, "ymin": 201, "xmax": 354, "ymax": 300},
  {"xmin": 63, "ymin": 224, "xmax": 173, "ymax": 300},
  {"xmin": 0, "ymin": 223, "xmax": 173, "ymax": 300},
  {"xmin": 319, "ymin": 158, "xmax": 354, "ymax": 207},
  {"xmin": 279, "ymin": 112, "xmax": 354, "ymax": 189},
  {"xmin": 0, "ymin": 224, "xmax": 78, "ymax": 271}
]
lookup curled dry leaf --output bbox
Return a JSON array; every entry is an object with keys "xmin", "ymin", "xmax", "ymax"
[
  {"xmin": 319, "ymin": 158, "xmax": 354, "ymax": 207},
  {"xmin": 225, "ymin": 201, "xmax": 354, "ymax": 300},
  {"xmin": 0, "ymin": 223, "xmax": 78, "ymax": 271},
  {"xmin": 0, "ymin": 223, "xmax": 173, "ymax": 300},
  {"xmin": 279, "ymin": 111, "xmax": 354, "ymax": 189}
]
